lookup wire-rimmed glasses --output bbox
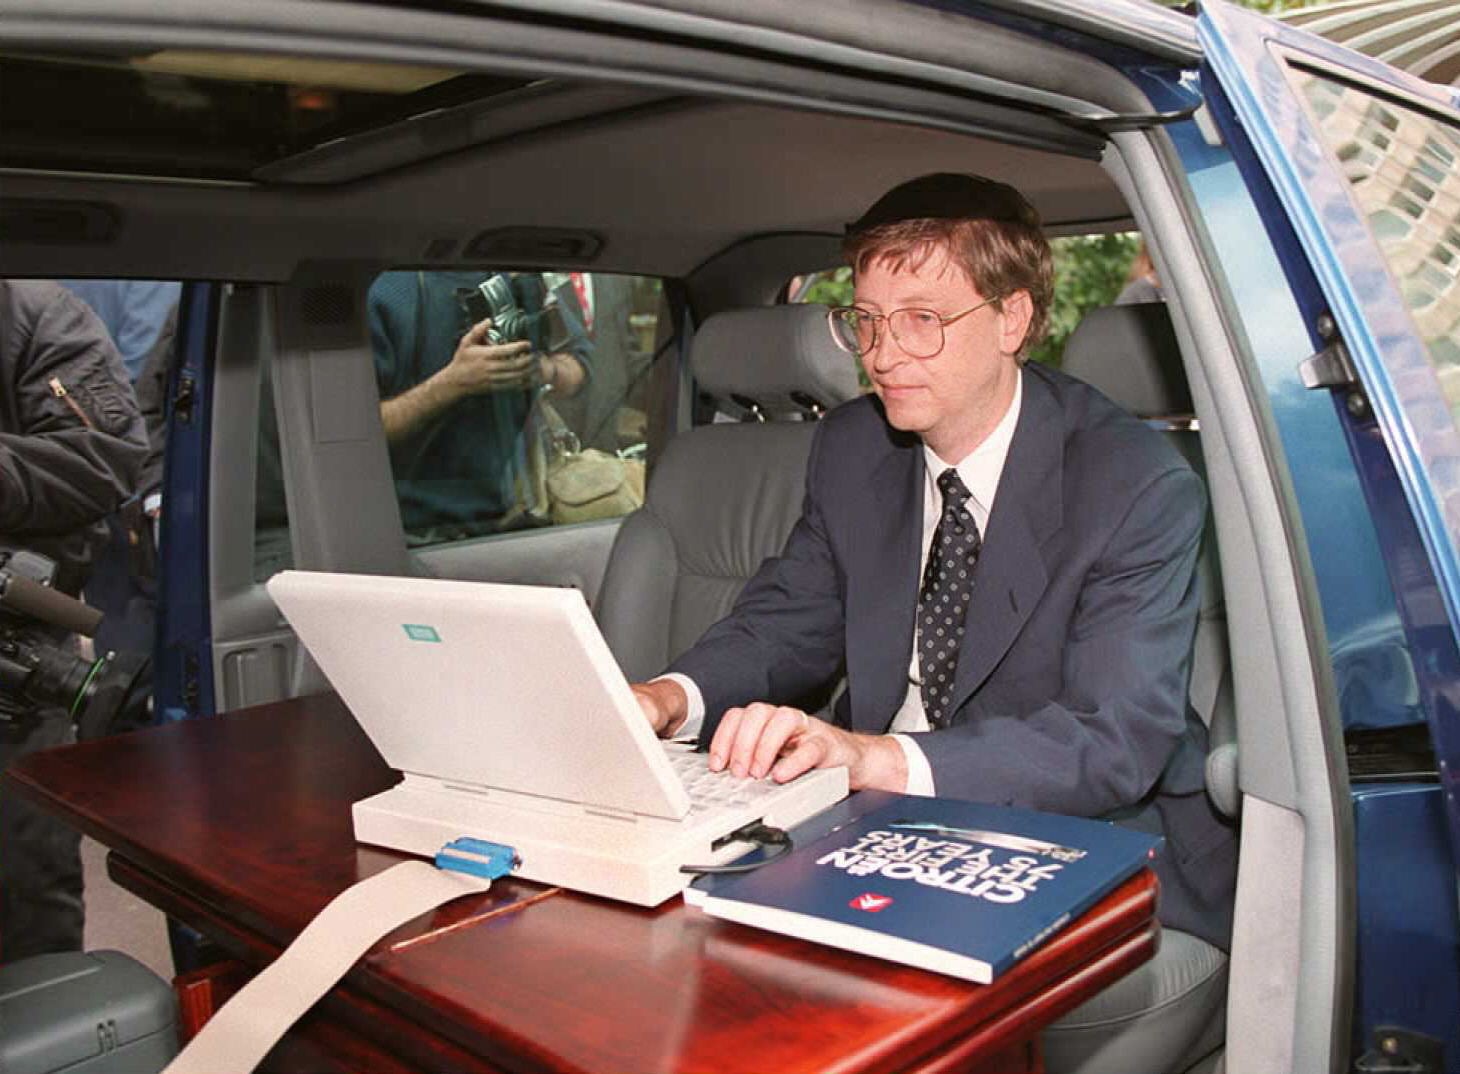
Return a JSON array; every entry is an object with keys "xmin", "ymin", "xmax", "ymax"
[{"xmin": 826, "ymin": 296, "xmax": 1000, "ymax": 359}]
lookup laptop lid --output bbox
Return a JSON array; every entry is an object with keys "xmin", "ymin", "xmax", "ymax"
[{"xmin": 265, "ymin": 570, "xmax": 692, "ymax": 820}]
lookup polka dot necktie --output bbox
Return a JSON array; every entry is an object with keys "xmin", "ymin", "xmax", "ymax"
[{"xmin": 918, "ymin": 468, "xmax": 981, "ymax": 729}]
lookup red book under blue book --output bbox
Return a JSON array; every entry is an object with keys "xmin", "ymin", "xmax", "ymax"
[{"xmin": 695, "ymin": 794, "xmax": 1161, "ymax": 984}]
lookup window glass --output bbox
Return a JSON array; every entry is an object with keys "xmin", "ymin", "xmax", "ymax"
[
  {"xmin": 369, "ymin": 269, "xmax": 663, "ymax": 547},
  {"xmin": 1297, "ymin": 72, "xmax": 1460, "ymax": 420}
]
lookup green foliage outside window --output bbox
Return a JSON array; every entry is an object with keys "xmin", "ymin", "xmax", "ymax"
[
  {"xmin": 1027, "ymin": 232, "xmax": 1143, "ymax": 366},
  {"xmin": 799, "ymin": 266, "xmax": 854, "ymax": 307}
]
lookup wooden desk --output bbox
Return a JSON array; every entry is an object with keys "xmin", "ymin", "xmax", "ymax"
[{"xmin": 6, "ymin": 694, "xmax": 1158, "ymax": 1074}]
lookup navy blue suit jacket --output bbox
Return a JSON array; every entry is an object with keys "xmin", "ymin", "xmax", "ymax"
[{"xmin": 670, "ymin": 362, "xmax": 1237, "ymax": 947}]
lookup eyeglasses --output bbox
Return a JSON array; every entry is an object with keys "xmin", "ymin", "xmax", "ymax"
[{"xmin": 826, "ymin": 297, "xmax": 1001, "ymax": 359}]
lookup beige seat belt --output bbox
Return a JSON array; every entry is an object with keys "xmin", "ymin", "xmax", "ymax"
[{"xmin": 164, "ymin": 842, "xmax": 509, "ymax": 1074}]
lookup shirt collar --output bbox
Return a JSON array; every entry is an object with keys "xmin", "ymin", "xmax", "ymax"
[{"xmin": 923, "ymin": 369, "xmax": 1023, "ymax": 521}]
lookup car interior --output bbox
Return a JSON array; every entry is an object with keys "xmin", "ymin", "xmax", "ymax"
[{"xmin": 0, "ymin": 2, "xmax": 1359, "ymax": 1072}]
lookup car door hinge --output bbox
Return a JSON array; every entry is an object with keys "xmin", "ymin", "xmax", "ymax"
[
  {"xmin": 1354, "ymin": 1024, "xmax": 1445, "ymax": 1073},
  {"xmin": 1299, "ymin": 313, "xmax": 1370, "ymax": 419},
  {"xmin": 182, "ymin": 650, "xmax": 201, "ymax": 715},
  {"xmin": 172, "ymin": 372, "xmax": 197, "ymax": 425}
]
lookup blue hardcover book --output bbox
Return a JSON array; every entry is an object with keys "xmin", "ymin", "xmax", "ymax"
[{"xmin": 696, "ymin": 795, "xmax": 1160, "ymax": 984}]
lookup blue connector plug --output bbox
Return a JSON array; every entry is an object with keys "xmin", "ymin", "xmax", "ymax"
[{"xmin": 435, "ymin": 837, "xmax": 519, "ymax": 880}]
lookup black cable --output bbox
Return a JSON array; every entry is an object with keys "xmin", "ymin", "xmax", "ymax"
[{"xmin": 680, "ymin": 821, "xmax": 792, "ymax": 876}]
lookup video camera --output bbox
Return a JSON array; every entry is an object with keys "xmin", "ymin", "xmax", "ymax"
[{"xmin": 0, "ymin": 545, "xmax": 150, "ymax": 742}]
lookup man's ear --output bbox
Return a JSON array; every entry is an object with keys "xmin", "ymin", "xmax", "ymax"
[{"xmin": 997, "ymin": 290, "xmax": 1034, "ymax": 357}]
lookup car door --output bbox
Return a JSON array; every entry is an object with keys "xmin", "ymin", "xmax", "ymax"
[{"xmin": 1198, "ymin": 2, "xmax": 1460, "ymax": 1065}]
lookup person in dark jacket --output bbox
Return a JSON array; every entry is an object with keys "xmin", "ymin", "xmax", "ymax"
[
  {"xmin": 0, "ymin": 279, "xmax": 148, "ymax": 961},
  {"xmin": 59, "ymin": 281, "xmax": 180, "ymax": 665}
]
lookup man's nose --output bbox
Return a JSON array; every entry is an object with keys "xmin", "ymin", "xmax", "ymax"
[{"xmin": 867, "ymin": 328, "xmax": 906, "ymax": 372}]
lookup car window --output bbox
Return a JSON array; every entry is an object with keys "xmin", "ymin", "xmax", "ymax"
[
  {"xmin": 368, "ymin": 269, "xmax": 663, "ymax": 547},
  {"xmin": 1295, "ymin": 71, "xmax": 1460, "ymax": 403}
]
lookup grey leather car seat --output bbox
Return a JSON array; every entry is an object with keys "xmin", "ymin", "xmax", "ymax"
[
  {"xmin": 595, "ymin": 304, "xmax": 863, "ymax": 681},
  {"xmin": 1046, "ymin": 301, "xmax": 1234, "ymax": 1074}
]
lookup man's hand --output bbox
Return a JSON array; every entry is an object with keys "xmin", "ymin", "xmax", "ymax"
[
  {"xmin": 377, "ymin": 319, "xmax": 536, "ymax": 445},
  {"xmin": 437, "ymin": 319, "xmax": 535, "ymax": 397},
  {"xmin": 631, "ymin": 679, "xmax": 689, "ymax": 738},
  {"xmin": 708, "ymin": 703, "xmax": 908, "ymax": 792}
]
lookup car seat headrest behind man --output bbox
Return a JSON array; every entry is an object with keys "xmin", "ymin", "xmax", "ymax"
[
  {"xmin": 690, "ymin": 304, "xmax": 863, "ymax": 419},
  {"xmin": 1061, "ymin": 302, "xmax": 1191, "ymax": 418}
]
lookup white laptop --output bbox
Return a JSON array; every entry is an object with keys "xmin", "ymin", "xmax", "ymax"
[{"xmin": 265, "ymin": 570, "xmax": 848, "ymax": 905}]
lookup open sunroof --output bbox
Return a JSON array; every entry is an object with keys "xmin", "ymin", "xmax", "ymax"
[{"xmin": 0, "ymin": 50, "xmax": 533, "ymax": 182}]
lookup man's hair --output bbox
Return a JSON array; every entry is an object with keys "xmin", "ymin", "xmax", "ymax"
[{"xmin": 841, "ymin": 179, "xmax": 1054, "ymax": 362}]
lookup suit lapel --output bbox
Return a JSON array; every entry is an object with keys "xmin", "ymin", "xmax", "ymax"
[
  {"xmin": 853, "ymin": 431, "xmax": 923, "ymax": 731},
  {"xmin": 948, "ymin": 366, "xmax": 1062, "ymax": 713}
]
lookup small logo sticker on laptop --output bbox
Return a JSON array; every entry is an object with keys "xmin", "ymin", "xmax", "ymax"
[{"xmin": 403, "ymin": 624, "xmax": 442, "ymax": 642}]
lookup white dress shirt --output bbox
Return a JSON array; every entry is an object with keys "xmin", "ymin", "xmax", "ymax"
[
  {"xmin": 662, "ymin": 374, "xmax": 1024, "ymax": 796},
  {"xmin": 889, "ymin": 373, "xmax": 1022, "ymax": 792}
]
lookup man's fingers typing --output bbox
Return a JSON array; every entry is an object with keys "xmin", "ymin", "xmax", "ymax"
[
  {"xmin": 770, "ymin": 731, "xmax": 826, "ymax": 784},
  {"xmin": 708, "ymin": 704, "xmax": 818, "ymax": 780},
  {"xmin": 707, "ymin": 707, "xmax": 742, "ymax": 771},
  {"xmin": 748, "ymin": 707, "xmax": 809, "ymax": 780}
]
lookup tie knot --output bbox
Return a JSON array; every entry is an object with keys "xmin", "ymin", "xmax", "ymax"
[{"xmin": 937, "ymin": 468, "xmax": 971, "ymax": 509}]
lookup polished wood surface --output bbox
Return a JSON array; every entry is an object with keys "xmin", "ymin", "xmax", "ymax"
[{"xmin": 7, "ymin": 694, "xmax": 1158, "ymax": 1074}]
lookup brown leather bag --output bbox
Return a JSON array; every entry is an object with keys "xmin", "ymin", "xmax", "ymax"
[{"xmin": 528, "ymin": 397, "xmax": 644, "ymax": 526}]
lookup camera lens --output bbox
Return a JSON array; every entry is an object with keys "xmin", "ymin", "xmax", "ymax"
[{"xmin": 24, "ymin": 644, "xmax": 105, "ymax": 718}]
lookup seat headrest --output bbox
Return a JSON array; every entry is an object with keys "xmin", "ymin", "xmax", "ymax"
[
  {"xmin": 691, "ymin": 305, "xmax": 863, "ymax": 418},
  {"xmin": 1061, "ymin": 303, "xmax": 1192, "ymax": 418}
]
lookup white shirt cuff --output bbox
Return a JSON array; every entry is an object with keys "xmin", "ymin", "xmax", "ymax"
[
  {"xmin": 891, "ymin": 734, "xmax": 937, "ymax": 796},
  {"xmin": 653, "ymin": 672, "xmax": 705, "ymax": 740}
]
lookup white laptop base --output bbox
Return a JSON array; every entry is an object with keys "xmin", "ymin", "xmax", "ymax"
[
  {"xmin": 355, "ymin": 752, "xmax": 847, "ymax": 906},
  {"xmin": 266, "ymin": 570, "xmax": 847, "ymax": 907}
]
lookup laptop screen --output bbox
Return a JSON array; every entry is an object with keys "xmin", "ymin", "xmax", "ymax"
[{"xmin": 267, "ymin": 571, "xmax": 691, "ymax": 819}]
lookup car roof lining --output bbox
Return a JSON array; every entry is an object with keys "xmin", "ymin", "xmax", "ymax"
[
  {"xmin": 0, "ymin": 0, "xmax": 1157, "ymax": 282},
  {"xmin": 0, "ymin": 101, "xmax": 1127, "ymax": 282}
]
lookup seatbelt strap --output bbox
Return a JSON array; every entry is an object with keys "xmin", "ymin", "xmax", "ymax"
[{"xmin": 164, "ymin": 842, "xmax": 513, "ymax": 1074}]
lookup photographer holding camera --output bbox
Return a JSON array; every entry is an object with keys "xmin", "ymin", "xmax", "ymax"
[
  {"xmin": 1, "ymin": 279, "xmax": 148, "ymax": 961},
  {"xmin": 369, "ymin": 270, "xmax": 590, "ymax": 542}
]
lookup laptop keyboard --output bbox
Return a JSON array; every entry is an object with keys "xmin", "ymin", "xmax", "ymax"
[{"xmin": 666, "ymin": 748, "xmax": 784, "ymax": 814}]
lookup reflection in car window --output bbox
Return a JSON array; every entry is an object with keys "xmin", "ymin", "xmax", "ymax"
[
  {"xmin": 1298, "ymin": 72, "xmax": 1460, "ymax": 409},
  {"xmin": 368, "ymin": 269, "xmax": 662, "ymax": 547}
]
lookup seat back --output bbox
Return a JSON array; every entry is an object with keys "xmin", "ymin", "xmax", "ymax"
[
  {"xmin": 595, "ymin": 304, "xmax": 861, "ymax": 681},
  {"xmin": 1062, "ymin": 302, "xmax": 1238, "ymax": 818}
]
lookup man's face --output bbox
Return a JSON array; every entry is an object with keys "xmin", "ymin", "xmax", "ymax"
[{"xmin": 854, "ymin": 246, "xmax": 1023, "ymax": 462}]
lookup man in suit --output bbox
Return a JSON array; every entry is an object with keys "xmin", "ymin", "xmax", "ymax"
[{"xmin": 631, "ymin": 174, "xmax": 1235, "ymax": 945}]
